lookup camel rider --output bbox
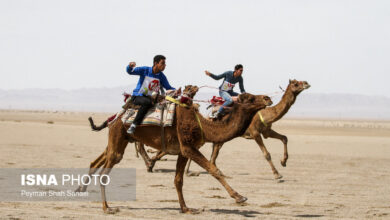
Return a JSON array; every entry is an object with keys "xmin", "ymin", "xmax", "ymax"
[
  {"xmin": 205, "ymin": 64, "xmax": 245, "ymax": 118},
  {"xmin": 126, "ymin": 55, "xmax": 175, "ymax": 134}
]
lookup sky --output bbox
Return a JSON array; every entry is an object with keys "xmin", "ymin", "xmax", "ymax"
[{"xmin": 0, "ymin": 0, "xmax": 389, "ymax": 97}]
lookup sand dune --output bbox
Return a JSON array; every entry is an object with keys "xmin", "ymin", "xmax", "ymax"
[{"xmin": 0, "ymin": 110, "xmax": 389, "ymax": 219}]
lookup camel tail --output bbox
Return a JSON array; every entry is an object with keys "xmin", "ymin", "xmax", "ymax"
[{"xmin": 88, "ymin": 117, "xmax": 108, "ymax": 131}]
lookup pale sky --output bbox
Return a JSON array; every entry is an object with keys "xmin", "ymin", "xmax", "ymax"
[{"xmin": 0, "ymin": 0, "xmax": 389, "ymax": 96}]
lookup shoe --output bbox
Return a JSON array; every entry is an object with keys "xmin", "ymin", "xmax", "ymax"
[
  {"xmin": 210, "ymin": 111, "xmax": 220, "ymax": 119},
  {"xmin": 127, "ymin": 125, "xmax": 136, "ymax": 134}
]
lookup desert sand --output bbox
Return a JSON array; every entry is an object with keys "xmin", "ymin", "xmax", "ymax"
[{"xmin": 0, "ymin": 109, "xmax": 389, "ymax": 219}]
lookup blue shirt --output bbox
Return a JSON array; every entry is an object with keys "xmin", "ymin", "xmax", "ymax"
[
  {"xmin": 209, "ymin": 70, "xmax": 245, "ymax": 94},
  {"xmin": 127, "ymin": 65, "xmax": 175, "ymax": 96}
]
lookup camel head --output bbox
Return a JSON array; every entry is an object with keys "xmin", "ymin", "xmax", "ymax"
[
  {"xmin": 288, "ymin": 79, "xmax": 311, "ymax": 95},
  {"xmin": 236, "ymin": 93, "xmax": 271, "ymax": 113},
  {"xmin": 180, "ymin": 85, "xmax": 199, "ymax": 106},
  {"xmin": 183, "ymin": 85, "xmax": 199, "ymax": 98},
  {"xmin": 256, "ymin": 95, "xmax": 273, "ymax": 107}
]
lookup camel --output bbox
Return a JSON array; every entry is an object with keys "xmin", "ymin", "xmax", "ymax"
[
  {"xmin": 208, "ymin": 79, "xmax": 310, "ymax": 179},
  {"xmin": 88, "ymin": 96, "xmax": 273, "ymax": 173},
  {"xmin": 78, "ymin": 85, "xmax": 272, "ymax": 214},
  {"xmin": 136, "ymin": 79, "xmax": 310, "ymax": 179}
]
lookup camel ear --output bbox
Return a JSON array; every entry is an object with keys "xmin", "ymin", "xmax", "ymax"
[
  {"xmin": 289, "ymin": 79, "xmax": 292, "ymax": 83},
  {"xmin": 193, "ymin": 86, "xmax": 199, "ymax": 93}
]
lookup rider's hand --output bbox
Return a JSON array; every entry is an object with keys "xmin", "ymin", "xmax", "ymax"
[
  {"xmin": 129, "ymin": 62, "xmax": 136, "ymax": 68},
  {"xmin": 205, "ymin": 70, "xmax": 211, "ymax": 76}
]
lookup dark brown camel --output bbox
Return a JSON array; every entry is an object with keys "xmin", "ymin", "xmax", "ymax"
[{"xmin": 78, "ymin": 85, "xmax": 271, "ymax": 214}]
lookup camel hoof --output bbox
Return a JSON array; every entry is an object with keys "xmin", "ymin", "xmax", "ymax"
[
  {"xmin": 147, "ymin": 166, "xmax": 153, "ymax": 173},
  {"xmin": 281, "ymin": 160, "xmax": 287, "ymax": 167},
  {"xmin": 104, "ymin": 207, "xmax": 120, "ymax": 214},
  {"xmin": 274, "ymin": 173, "xmax": 283, "ymax": 180},
  {"xmin": 235, "ymin": 196, "xmax": 248, "ymax": 203},
  {"xmin": 182, "ymin": 208, "xmax": 202, "ymax": 214}
]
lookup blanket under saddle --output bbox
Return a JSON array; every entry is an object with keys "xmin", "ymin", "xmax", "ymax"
[{"xmin": 121, "ymin": 102, "xmax": 176, "ymax": 127}]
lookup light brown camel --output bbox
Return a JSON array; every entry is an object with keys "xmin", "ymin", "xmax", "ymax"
[
  {"xmin": 138, "ymin": 80, "xmax": 310, "ymax": 179},
  {"xmin": 208, "ymin": 79, "xmax": 310, "ymax": 179},
  {"xmin": 78, "ymin": 85, "xmax": 271, "ymax": 214}
]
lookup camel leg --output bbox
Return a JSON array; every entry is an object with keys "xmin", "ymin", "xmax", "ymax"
[
  {"xmin": 136, "ymin": 142, "xmax": 154, "ymax": 171},
  {"xmin": 76, "ymin": 148, "xmax": 107, "ymax": 192},
  {"xmin": 175, "ymin": 154, "xmax": 200, "ymax": 214},
  {"xmin": 208, "ymin": 143, "xmax": 229, "ymax": 177},
  {"xmin": 134, "ymin": 142, "xmax": 139, "ymax": 158},
  {"xmin": 184, "ymin": 159, "xmax": 200, "ymax": 177},
  {"xmin": 100, "ymin": 162, "xmax": 117, "ymax": 214},
  {"xmin": 99, "ymin": 132, "xmax": 128, "ymax": 214},
  {"xmin": 184, "ymin": 159, "xmax": 191, "ymax": 175},
  {"xmin": 210, "ymin": 143, "xmax": 223, "ymax": 166},
  {"xmin": 251, "ymin": 130, "xmax": 282, "ymax": 179},
  {"xmin": 99, "ymin": 148, "xmax": 127, "ymax": 214},
  {"xmin": 148, "ymin": 151, "xmax": 167, "ymax": 172},
  {"xmin": 181, "ymin": 146, "xmax": 247, "ymax": 203},
  {"xmin": 264, "ymin": 129, "xmax": 289, "ymax": 167}
]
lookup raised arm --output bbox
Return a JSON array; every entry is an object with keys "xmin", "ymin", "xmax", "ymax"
[
  {"xmin": 126, "ymin": 62, "xmax": 146, "ymax": 76},
  {"xmin": 205, "ymin": 70, "xmax": 227, "ymax": 80}
]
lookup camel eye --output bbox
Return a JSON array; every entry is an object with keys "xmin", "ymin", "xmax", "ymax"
[{"xmin": 294, "ymin": 83, "xmax": 299, "ymax": 87}]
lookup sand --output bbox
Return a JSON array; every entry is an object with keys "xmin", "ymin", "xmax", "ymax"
[{"xmin": 0, "ymin": 109, "xmax": 389, "ymax": 219}]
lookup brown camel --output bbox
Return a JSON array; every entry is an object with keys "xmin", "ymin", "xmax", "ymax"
[
  {"xmin": 88, "ymin": 96, "xmax": 273, "ymax": 173},
  {"xmin": 78, "ymin": 85, "xmax": 271, "ymax": 214},
  {"xmin": 208, "ymin": 79, "xmax": 310, "ymax": 179},
  {"xmin": 138, "ymin": 80, "xmax": 310, "ymax": 179}
]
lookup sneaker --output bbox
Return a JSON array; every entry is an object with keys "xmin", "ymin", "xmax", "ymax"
[
  {"xmin": 127, "ymin": 124, "xmax": 136, "ymax": 134},
  {"xmin": 210, "ymin": 111, "xmax": 220, "ymax": 119}
]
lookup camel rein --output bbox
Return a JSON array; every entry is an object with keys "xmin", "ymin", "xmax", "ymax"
[{"xmin": 192, "ymin": 84, "xmax": 285, "ymax": 105}]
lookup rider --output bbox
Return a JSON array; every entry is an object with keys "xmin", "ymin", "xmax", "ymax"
[
  {"xmin": 205, "ymin": 64, "xmax": 246, "ymax": 118},
  {"xmin": 126, "ymin": 55, "xmax": 175, "ymax": 134}
]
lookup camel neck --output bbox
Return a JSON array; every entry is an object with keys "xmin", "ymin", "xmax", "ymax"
[{"xmin": 266, "ymin": 86, "xmax": 297, "ymax": 123}]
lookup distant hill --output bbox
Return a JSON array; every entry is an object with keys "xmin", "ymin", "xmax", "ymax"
[{"xmin": 0, "ymin": 86, "xmax": 389, "ymax": 120}]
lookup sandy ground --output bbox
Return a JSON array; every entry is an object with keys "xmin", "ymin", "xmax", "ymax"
[{"xmin": 0, "ymin": 110, "xmax": 390, "ymax": 219}]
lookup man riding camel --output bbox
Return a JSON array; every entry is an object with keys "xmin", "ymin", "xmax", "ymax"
[
  {"xmin": 205, "ymin": 64, "xmax": 246, "ymax": 118},
  {"xmin": 126, "ymin": 55, "xmax": 175, "ymax": 134}
]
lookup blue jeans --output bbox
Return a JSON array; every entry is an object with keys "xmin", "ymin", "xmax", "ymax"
[{"xmin": 218, "ymin": 90, "xmax": 238, "ymax": 113}]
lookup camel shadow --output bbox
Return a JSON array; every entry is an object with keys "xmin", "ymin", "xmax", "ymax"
[
  {"xmin": 125, "ymin": 207, "xmax": 181, "ymax": 212},
  {"xmin": 99, "ymin": 206, "xmax": 323, "ymax": 218},
  {"xmin": 153, "ymin": 169, "xmax": 208, "ymax": 175},
  {"xmin": 209, "ymin": 208, "xmax": 263, "ymax": 217},
  {"xmin": 256, "ymin": 177, "xmax": 297, "ymax": 183},
  {"xmin": 294, "ymin": 214, "xmax": 324, "ymax": 218},
  {"xmin": 153, "ymin": 169, "xmax": 176, "ymax": 173},
  {"xmin": 116, "ymin": 206, "xmax": 262, "ymax": 217}
]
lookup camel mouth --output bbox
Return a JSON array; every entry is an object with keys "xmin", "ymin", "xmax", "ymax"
[{"xmin": 302, "ymin": 81, "xmax": 310, "ymax": 89}]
